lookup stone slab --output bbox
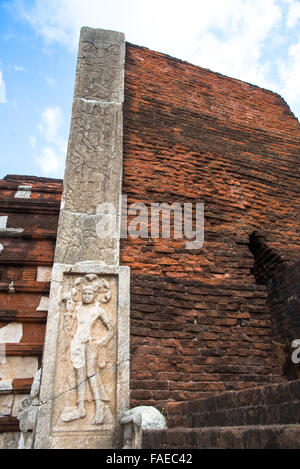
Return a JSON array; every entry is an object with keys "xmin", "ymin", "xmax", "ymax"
[
  {"xmin": 74, "ymin": 27, "xmax": 125, "ymax": 103},
  {"xmin": 34, "ymin": 264, "xmax": 130, "ymax": 449},
  {"xmin": 34, "ymin": 27, "xmax": 127, "ymax": 450}
]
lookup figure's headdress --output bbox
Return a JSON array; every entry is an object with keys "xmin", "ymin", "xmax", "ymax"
[{"xmin": 71, "ymin": 274, "xmax": 111, "ymax": 303}]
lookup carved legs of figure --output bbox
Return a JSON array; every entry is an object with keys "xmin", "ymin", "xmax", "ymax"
[
  {"xmin": 89, "ymin": 375, "xmax": 105, "ymax": 425},
  {"xmin": 86, "ymin": 342, "xmax": 109, "ymax": 425},
  {"xmin": 76, "ymin": 366, "xmax": 87, "ymax": 418},
  {"xmin": 60, "ymin": 341, "xmax": 110, "ymax": 425},
  {"xmin": 60, "ymin": 366, "xmax": 87, "ymax": 422}
]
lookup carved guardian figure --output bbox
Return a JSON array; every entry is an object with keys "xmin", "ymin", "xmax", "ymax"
[{"xmin": 60, "ymin": 274, "xmax": 114, "ymax": 425}]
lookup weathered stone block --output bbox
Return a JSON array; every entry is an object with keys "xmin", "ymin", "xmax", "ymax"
[
  {"xmin": 75, "ymin": 27, "xmax": 125, "ymax": 103},
  {"xmin": 34, "ymin": 263, "xmax": 130, "ymax": 449}
]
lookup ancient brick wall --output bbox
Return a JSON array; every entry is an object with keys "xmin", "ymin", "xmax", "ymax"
[
  {"xmin": 0, "ymin": 42, "xmax": 299, "ymax": 429},
  {"xmin": 0, "ymin": 174, "xmax": 61, "ymax": 440},
  {"xmin": 121, "ymin": 43, "xmax": 300, "ymax": 408},
  {"xmin": 249, "ymin": 231, "xmax": 300, "ymax": 344},
  {"xmin": 267, "ymin": 261, "xmax": 300, "ymax": 343},
  {"xmin": 142, "ymin": 380, "xmax": 300, "ymax": 449}
]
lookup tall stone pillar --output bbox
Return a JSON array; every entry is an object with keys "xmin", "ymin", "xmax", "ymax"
[{"xmin": 34, "ymin": 28, "xmax": 129, "ymax": 449}]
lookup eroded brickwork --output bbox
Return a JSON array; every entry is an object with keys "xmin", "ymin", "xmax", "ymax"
[
  {"xmin": 0, "ymin": 42, "xmax": 299, "ymax": 429},
  {"xmin": 268, "ymin": 261, "xmax": 300, "ymax": 343},
  {"xmin": 0, "ymin": 174, "xmax": 61, "ymax": 434},
  {"xmin": 121, "ymin": 43, "xmax": 300, "ymax": 408},
  {"xmin": 142, "ymin": 380, "xmax": 300, "ymax": 449}
]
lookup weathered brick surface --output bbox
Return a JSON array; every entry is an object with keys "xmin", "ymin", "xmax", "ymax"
[
  {"xmin": 0, "ymin": 43, "xmax": 299, "ymax": 433},
  {"xmin": 0, "ymin": 175, "xmax": 62, "ymax": 432},
  {"xmin": 268, "ymin": 260, "xmax": 300, "ymax": 342},
  {"xmin": 0, "ymin": 418, "xmax": 20, "ymax": 433},
  {"xmin": 142, "ymin": 425, "xmax": 300, "ymax": 449},
  {"xmin": 143, "ymin": 377, "xmax": 300, "ymax": 448},
  {"xmin": 165, "ymin": 379, "xmax": 300, "ymax": 428},
  {"xmin": 129, "ymin": 274, "xmax": 284, "ymax": 407},
  {"xmin": 250, "ymin": 233, "xmax": 300, "ymax": 345},
  {"xmin": 121, "ymin": 43, "xmax": 300, "ymax": 407}
]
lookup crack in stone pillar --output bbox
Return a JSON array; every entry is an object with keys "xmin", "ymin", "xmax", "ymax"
[{"xmin": 33, "ymin": 28, "xmax": 129, "ymax": 449}]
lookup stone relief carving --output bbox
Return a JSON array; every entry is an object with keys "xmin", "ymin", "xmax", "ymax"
[
  {"xmin": 55, "ymin": 211, "xmax": 119, "ymax": 266},
  {"xmin": 32, "ymin": 28, "xmax": 128, "ymax": 449},
  {"xmin": 63, "ymin": 101, "xmax": 122, "ymax": 215},
  {"xmin": 76, "ymin": 39, "xmax": 124, "ymax": 102},
  {"xmin": 58, "ymin": 274, "xmax": 115, "ymax": 426}
]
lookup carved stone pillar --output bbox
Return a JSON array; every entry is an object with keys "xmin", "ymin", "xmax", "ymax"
[{"xmin": 34, "ymin": 28, "xmax": 129, "ymax": 449}]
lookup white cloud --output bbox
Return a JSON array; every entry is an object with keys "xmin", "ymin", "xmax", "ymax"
[
  {"xmin": 37, "ymin": 145, "xmax": 66, "ymax": 175},
  {"xmin": 29, "ymin": 136, "xmax": 37, "ymax": 149},
  {"xmin": 11, "ymin": 0, "xmax": 282, "ymax": 88},
  {"xmin": 279, "ymin": 38, "xmax": 300, "ymax": 107},
  {"xmin": 13, "ymin": 65, "xmax": 27, "ymax": 72},
  {"xmin": 38, "ymin": 105, "xmax": 64, "ymax": 143},
  {"xmin": 189, "ymin": 0, "xmax": 281, "ymax": 91},
  {"xmin": 32, "ymin": 105, "xmax": 67, "ymax": 176},
  {"xmin": 0, "ymin": 70, "xmax": 6, "ymax": 104},
  {"xmin": 285, "ymin": 0, "xmax": 300, "ymax": 27},
  {"xmin": 10, "ymin": 0, "xmax": 300, "ymax": 119},
  {"xmin": 10, "ymin": 0, "xmax": 281, "ymax": 55},
  {"xmin": 11, "ymin": 0, "xmax": 129, "ymax": 50}
]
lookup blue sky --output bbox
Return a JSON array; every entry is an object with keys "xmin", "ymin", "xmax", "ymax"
[{"xmin": 0, "ymin": 0, "xmax": 300, "ymax": 179}]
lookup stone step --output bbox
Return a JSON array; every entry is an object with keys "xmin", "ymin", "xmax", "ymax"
[
  {"xmin": 165, "ymin": 379, "xmax": 300, "ymax": 428},
  {"xmin": 142, "ymin": 424, "xmax": 300, "ymax": 449}
]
